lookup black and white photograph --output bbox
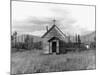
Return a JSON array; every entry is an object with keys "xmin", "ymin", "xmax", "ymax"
[{"xmin": 11, "ymin": 0, "xmax": 96, "ymax": 74}]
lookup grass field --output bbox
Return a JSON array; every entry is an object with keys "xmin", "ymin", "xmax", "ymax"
[{"xmin": 11, "ymin": 49, "xmax": 96, "ymax": 74}]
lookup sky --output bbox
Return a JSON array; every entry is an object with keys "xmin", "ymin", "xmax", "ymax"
[{"xmin": 12, "ymin": 1, "xmax": 95, "ymax": 36}]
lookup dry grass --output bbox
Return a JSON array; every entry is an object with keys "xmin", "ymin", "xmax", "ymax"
[{"xmin": 11, "ymin": 49, "xmax": 96, "ymax": 74}]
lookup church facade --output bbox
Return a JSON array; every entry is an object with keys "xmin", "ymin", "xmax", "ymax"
[{"xmin": 42, "ymin": 20, "xmax": 70, "ymax": 54}]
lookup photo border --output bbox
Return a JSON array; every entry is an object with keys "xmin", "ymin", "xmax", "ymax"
[{"xmin": 10, "ymin": 0, "xmax": 96, "ymax": 74}]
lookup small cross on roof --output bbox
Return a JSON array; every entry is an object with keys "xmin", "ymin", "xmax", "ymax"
[{"xmin": 52, "ymin": 19, "xmax": 56, "ymax": 25}]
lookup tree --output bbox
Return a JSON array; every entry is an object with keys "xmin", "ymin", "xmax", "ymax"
[
  {"xmin": 90, "ymin": 36, "xmax": 96, "ymax": 49},
  {"xmin": 94, "ymin": 36, "xmax": 96, "ymax": 41},
  {"xmin": 75, "ymin": 34, "xmax": 78, "ymax": 43},
  {"xmin": 75, "ymin": 34, "xmax": 81, "ymax": 48},
  {"xmin": 24, "ymin": 35, "xmax": 34, "ymax": 50},
  {"xmin": 12, "ymin": 31, "xmax": 17, "ymax": 48},
  {"xmin": 11, "ymin": 35, "xmax": 14, "ymax": 40},
  {"xmin": 77, "ymin": 34, "xmax": 81, "ymax": 48},
  {"xmin": 68, "ymin": 35, "xmax": 71, "ymax": 43},
  {"xmin": 77, "ymin": 34, "xmax": 81, "ymax": 44}
]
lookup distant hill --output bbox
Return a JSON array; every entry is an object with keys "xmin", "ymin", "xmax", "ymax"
[
  {"xmin": 80, "ymin": 31, "xmax": 96, "ymax": 44},
  {"xmin": 14, "ymin": 34, "xmax": 43, "ymax": 43},
  {"xmin": 65, "ymin": 31, "xmax": 96, "ymax": 44},
  {"xmin": 13, "ymin": 31, "xmax": 96, "ymax": 45}
]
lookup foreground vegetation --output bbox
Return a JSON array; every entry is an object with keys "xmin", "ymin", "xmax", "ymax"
[{"xmin": 11, "ymin": 49, "xmax": 96, "ymax": 74}]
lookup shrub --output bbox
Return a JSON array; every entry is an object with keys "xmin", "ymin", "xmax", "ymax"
[{"xmin": 90, "ymin": 42, "xmax": 96, "ymax": 49}]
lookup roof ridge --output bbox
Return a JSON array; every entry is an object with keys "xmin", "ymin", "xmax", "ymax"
[{"xmin": 41, "ymin": 25, "xmax": 67, "ymax": 38}]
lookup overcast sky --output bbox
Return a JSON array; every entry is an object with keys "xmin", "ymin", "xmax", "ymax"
[{"xmin": 12, "ymin": 1, "xmax": 95, "ymax": 36}]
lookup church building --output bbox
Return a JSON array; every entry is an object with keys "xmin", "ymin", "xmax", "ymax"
[{"xmin": 42, "ymin": 19, "xmax": 69, "ymax": 54}]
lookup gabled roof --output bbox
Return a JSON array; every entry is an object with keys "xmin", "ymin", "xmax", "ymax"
[{"xmin": 41, "ymin": 25, "xmax": 67, "ymax": 39}]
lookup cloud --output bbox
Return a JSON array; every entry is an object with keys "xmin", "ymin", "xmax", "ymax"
[
  {"xmin": 50, "ymin": 7, "xmax": 69, "ymax": 19},
  {"xmin": 12, "ymin": 7, "xmax": 77, "ymax": 36},
  {"xmin": 49, "ymin": 7, "xmax": 94, "ymax": 35},
  {"xmin": 27, "ymin": 16, "xmax": 53, "ymax": 25},
  {"xmin": 50, "ymin": 7, "xmax": 76, "ymax": 24},
  {"xmin": 49, "ymin": 7, "xmax": 78, "ymax": 35},
  {"xmin": 12, "ymin": 2, "xmax": 95, "ymax": 36},
  {"xmin": 31, "ymin": 30, "xmax": 46, "ymax": 36},
  {"xmin": 12, "ymin": 16, "xmax": 55, "ymax": 33}
]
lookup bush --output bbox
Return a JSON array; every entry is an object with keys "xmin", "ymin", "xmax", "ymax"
[
  {"xmin": 16, "ymin": 42, "xmax": 25, "ymax": 49},
  {"xmin": 90, "ymin": 42, "xmax": 96, "ymax": 48}
]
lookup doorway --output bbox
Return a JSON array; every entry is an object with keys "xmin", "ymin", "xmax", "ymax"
[{"xmin": 52, "ymin": 41, "xmax": 57, "ymax": 53}]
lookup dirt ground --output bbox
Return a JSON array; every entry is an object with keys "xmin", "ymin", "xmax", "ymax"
[{"xmin": 11, "ymin": 49, "xmax": 96, "ymax": 74}]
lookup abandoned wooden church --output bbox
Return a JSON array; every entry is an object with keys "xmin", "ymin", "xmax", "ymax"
[{"xmin": 42, "ymin": 19, "xmax": 73, "ymax": 54}]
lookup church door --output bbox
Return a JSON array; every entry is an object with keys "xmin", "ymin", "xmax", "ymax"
[{"xmin": 52, "ymin": 41, "xmax": 57, "ymax": 53}]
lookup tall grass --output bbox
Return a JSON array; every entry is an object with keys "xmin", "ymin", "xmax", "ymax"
[{"xmin": 11, "ymin": 50, "xmax": 96, "ymax": 74}]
